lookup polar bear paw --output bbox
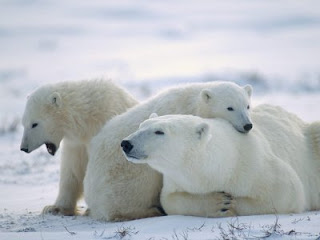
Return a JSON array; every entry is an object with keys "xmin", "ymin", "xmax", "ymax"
[
  {"xmin": 209, "ymin": 192, "xmax": 237, "ymax": 218},
  {"xmin": 42, "ymin": 205, "xmax": 75, "ymax": 216},
  {"xmin": 83, "ymin": 208, "xmax": 90, "ymax": 216}
]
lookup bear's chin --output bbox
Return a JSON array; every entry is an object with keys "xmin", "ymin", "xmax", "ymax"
[{"xmin": 45, "ymin": 142, "xmax": 57, "ymax": 156}]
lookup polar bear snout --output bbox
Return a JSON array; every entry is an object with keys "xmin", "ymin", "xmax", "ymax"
[
  {"xmin": 243, "ymin": 123, "xmax": 253, "ymax": 132},
  {"xmin": 121, "ymin": 140, "xmax": 133, "ymax": 154},
  {"xmin": 236, "ymin": 122, "xmax": 253, "ymax": 133},
  {"xmin": 20, "ymin": 147, "xmax": 29, "ymax": 153},
  {"xmin": 121, "ymin": 139, "xmax": 148, "ymax": 163}
]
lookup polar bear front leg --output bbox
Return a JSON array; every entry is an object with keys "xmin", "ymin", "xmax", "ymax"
[
  {"xmin": 43, "ymin": 142, "xmax": 88, "ymax": 216},
  {"xmin": 161, "ymin": 191, "xmax": 236, "ymax": 218}
]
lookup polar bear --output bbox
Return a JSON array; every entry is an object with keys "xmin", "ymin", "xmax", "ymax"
[
  {"xmin": 122, "ymin": 106, "xmax": 320, "ymax": 217},
  {"xmin": 84, "ymin": 81, "xmax": 252, "ymax": 221},
  {"xmin": 20, "ymin": 79, "xmax": 138, "ymax": 216}
]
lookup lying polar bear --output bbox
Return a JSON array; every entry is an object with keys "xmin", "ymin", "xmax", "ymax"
[
  {"xmin": 122, "ymin": 105, "xmax": 320, "ymax": 216},
  {"xmin": 84, "ymin": 81, "xmax": 252, "ymax": 221}
]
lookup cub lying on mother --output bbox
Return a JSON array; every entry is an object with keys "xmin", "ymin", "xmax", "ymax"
[
  {"xmin": 122, "ymin": 105, "xmax": 320, "ymax": 216},
  {"xmin": 84, "ymin": 81, "xmax": 253, "ymax": 221}
]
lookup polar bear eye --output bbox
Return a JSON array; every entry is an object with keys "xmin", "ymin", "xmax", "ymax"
[
  {"xmin": 247, "ymin": 105, "xmax": 250, "ymax": 110},
  {"xmin": 227, "ymin": 107, "xmax": 234, "ymax": 111},
  {"xmin": 31, "ymin": 123, "xmax": 38, "ymax": 128},
  {"xmin": 155, "ymin": 130, "xmax": 164, "ymax": 135}
]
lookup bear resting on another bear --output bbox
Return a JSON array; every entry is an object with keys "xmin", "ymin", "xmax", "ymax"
[{"xmin": 122, "ymin": 106, "xmax": 320, "ymax": 217}]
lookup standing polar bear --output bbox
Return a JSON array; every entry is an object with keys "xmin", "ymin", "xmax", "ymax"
[
  {"xmin": 84, "ymin": 81, "xmax": 253, "ymax": 221},
  {"xmin": 122, "ymin": 106, "xmax": 320, "ymax": 217},
  {"xmin": 20, "ymin": 79, "xmax": 137, "ymax": 215}
]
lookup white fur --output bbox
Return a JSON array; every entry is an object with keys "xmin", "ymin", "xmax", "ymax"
[
  {"xmin": 123, "ymin": 105, "xmax": 320, "ymax": 217},
  {"xmin": 20, "ymin": 79, "xmax": 137, "ymax": 215},
  {"xmin": 84, "ymin": 81, "xmax": 252, "ymax": 221}
]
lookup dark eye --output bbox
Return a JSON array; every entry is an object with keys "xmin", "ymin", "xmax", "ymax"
[
  {"xmin": 155, "ymin": 130, "xmax": 164, "ymax": 135},
  {"xmin": 227, "ymin": 107, "xmax": 234, "ymax": 111},
  {"xmin": 31, "ymin": 123, "xmax": 38, "ymax": 128},
  {"xmin": 247, "ymin": 105, "xmax": 250, "ymax": 110}
]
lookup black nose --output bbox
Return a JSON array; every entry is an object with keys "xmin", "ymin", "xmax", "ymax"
[
  {"xmin": 121, "ymin": 140, "xmax": 133, "ymax": 154},
  {"xmin": 20, "ymin": 147, "xmax": 29, "ymax": 153},
  {"xmin": 244, "ymin": 124, "xmax": 253, "ymax": 131}
]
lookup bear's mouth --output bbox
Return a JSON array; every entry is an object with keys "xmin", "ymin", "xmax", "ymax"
[
  {"xmin": 45, "ymin": 142, "xmax": 57, "ymax": 156},
  {"xmin": 124, "ymin": 153, "xmax": 149, "ymax": 164},
  {"xmin": 126, "ymin": 154, "xmax": 139, "ymax": 159}
]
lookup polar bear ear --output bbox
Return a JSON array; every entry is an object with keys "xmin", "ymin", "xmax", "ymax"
[
  {"xmin": 49, "ymin": 92, "xmax": 62, "ymax": 107},
  {"xmin": 201, "ymin": 89, "xmax": 213, "ymax": 104},
  {"xmin": 195, "ymin": 122, "xmax": 210, "ymax": 140},
  {"xmin": 149, "ymin": 113, "xmax": 158, "ymax": 119},
  {"xmin": 243, "ymin": 85, "xmax": 253, "ymax": 97}
]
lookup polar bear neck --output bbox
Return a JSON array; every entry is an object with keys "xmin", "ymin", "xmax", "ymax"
[
  {"xmin": 173, "ymin": 118, "xmax": 253, "ymax": 194},
  {"xmin": 201, "ymin": 119, "xmax": 265, "ymax": 195},
  {"xmin": 52, "ymin": 80, "xmax": 137, "ymax": 144},
  {"xmin": 144, "ymin": 83, "xmax": 211, "ymax": 116}
]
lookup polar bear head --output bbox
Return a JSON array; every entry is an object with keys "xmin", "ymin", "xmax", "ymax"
[
  {"xmin": 20, "ymin": 86, "xmax": 64, "ymax": 156},
  {"xmin": 121, "ymin": 113, "xmax": 211, "ymax": 170},
  {"xmin": 199, "ymin": 82, "xmax": 252, "ymax": 133}
]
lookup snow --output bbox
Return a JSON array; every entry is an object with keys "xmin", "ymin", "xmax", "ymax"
[
  {"xmin": 1, "ymin": 184, "xmax": 320, "ymax": 239},
  {"xmin": 1, "ymin": 0, "xmax": 320, "ymax": 239}
]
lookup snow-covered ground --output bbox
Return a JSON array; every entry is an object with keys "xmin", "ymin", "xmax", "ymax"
[{"xmin": 1, "ymin": 0, "xmax": 320, "ymax": 239}]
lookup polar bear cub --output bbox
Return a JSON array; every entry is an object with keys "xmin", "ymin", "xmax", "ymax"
[
  {"xmin": 122, "ymin": 107, "xmax": 320, "ymax": 216},
  {"xmin": 20, "ymin": 79, "xmax": 137, "ymax": 215},
  {"xmin": 84, "ymin": 81, "xmax": 252, "ymax": 221}
]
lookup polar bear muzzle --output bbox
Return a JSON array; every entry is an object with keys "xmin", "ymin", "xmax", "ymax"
[
  {"xmin": 121, "ymin": 140, "xmax": 133, "ymax": 154},
  {"xmin": 243, "ymin": 123, "xmax": 253, "ymax": 132},
  {"xmin": 121, "ymin": 140, "xmax": 148, "ymax": 162}
]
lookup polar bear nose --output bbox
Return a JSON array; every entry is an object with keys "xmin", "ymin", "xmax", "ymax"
[
  {"xmin": 121, "ymin": 140, "xmax": 133, "ymax": 154},
  {"xmin": 243, "ymin": 124, "xmax": 253, "ymax": 131},
  {"xmin": 20, "ymin": 147, "xmax": 29, "ymax": 153}
]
